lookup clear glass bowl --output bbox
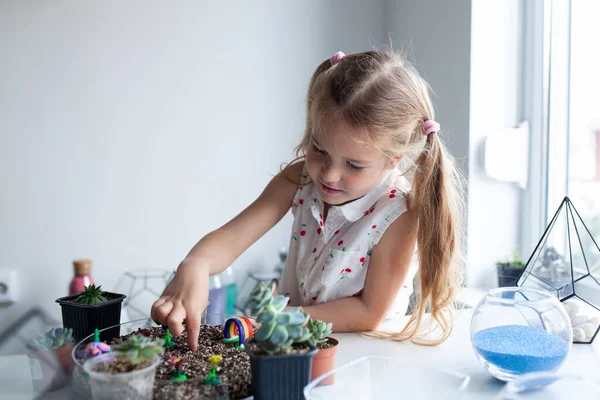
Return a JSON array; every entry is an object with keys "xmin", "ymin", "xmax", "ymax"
[
  {"xmin": 303, "ymin": 356, "xmax": 470, "ymax": 399},
  {"xmin": 71, "ymin": 313, "xmax": 246, "ymax": 399},
  {"xmin": 494, "ymin": 372, "xmax": 600, "ymax": 399},
  {"xmin": 471, "ymin": 287, "xmax": 572, "ymax": 381},
  {"xmin": 84, "ymin": 353, "xmax": 161, "ymax": 400}
]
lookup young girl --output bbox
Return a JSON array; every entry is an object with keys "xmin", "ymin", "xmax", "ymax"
[{"xmin": 151, "ymin": 50, "xmax": 465, "ymax": 350}]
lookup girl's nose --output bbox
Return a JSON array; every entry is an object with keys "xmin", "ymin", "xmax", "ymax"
[{"xmin": 321, "ymin": 160, "xmax": 342, "ymax": 184}]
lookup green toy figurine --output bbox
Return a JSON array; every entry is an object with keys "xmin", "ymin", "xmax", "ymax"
[
  {"xmin": 168, "ymin": 355, "xmax": 187, "ymax": 381},
  {"xmin": 163, "ymin": 328, "xmax": 176, "ymax": 347},
  {"xmin": 204, "ymin": 354, "xmax": 222, "ymax": 385}
]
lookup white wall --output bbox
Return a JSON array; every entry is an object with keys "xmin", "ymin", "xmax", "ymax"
[
  {"xmin": 468, "ymin": 0, "xmax": 522, "ymax": 288},
  {"xmin": 0, "ymin": 1, "xmax": 387, "ymax": 325},
  {"xmin": 385, "ymin": 0, "xmax": 472, "ymax": 169}
]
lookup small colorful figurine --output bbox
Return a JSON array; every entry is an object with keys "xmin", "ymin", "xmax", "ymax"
[
  {"xmin": 163, "ymin": 328, "xmax": 176, "ymax": 347},
  {"xmin": 204, "ymin": 354, "xmax": 223, "ymax": 385},
  {"xmin": 168, "ymin": 355, "xmax": 187, "ymax": 381},
  {"xmin": 80, "ymin": 328, "xmax": 111, "ymax": 357},
  {"xmin": 222, "ymin": 317, "xmax": 254, "ymax": 350}
]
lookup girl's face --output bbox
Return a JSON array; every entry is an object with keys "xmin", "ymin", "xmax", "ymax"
[{"xmin": 305, "ymin": 117, "xmax": 396, "ymax": 206}]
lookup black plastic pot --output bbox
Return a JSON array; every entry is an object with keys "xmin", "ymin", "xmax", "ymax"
[
  {"xmin": 55, "ymin": 292, "xmax": 126, "ymax": 342},
  {"xmin": 496, "ymin": 264, "xmax": 526, "ymax": 287},
  {"xmin": 246, "ymin": 339, "xmax": 318, "ymax": 400}
]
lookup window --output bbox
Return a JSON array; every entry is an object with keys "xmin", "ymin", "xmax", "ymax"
[{"xmin": 522, "ymin": 0, "xmax": 600, "ymax": 258}]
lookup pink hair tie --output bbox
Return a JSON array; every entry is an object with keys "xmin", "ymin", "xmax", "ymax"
[
  {"xmin": 330, "ymin": 51, "xmax": 345, "ymax": 65},
  {"xmin": 422, "ymin": 120, "xmax": 440, "ymax": 136}
]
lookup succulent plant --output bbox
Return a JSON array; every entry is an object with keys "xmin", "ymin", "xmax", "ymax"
[
  {"xmin": 112, "ymin": 334, "xmax": 165, "ymax": 364},
  {"xmin": 29, "ymin": 327, "xmax": 74, "ymax": 351},
  {"xmin": 307, "ymin": 319, "xmax": 332, "ymax": 345},
  {"xmin": 75, "ymin": 284, "xmax": 108, "ymax": 305},
  {"xmin": 247, "ymin": 282, "xmax": 275, "ymax": 316},
  {"xmin": 249, "ymin": 282, "xmax": 311, "ymax": 354}
]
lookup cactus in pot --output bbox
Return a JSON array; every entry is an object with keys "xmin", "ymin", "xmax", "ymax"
[{"xmin": 76, "ymin": 284, "xmax": 108, "ymax": 305}]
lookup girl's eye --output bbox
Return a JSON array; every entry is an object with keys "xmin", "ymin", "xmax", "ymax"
[
  {"xmin": 347, "ymin": 162, "xmax": 365, "ymax": 171},
  {"xmin": 312, "ymin": 143, "xmax": 327, "ymax": 155}
]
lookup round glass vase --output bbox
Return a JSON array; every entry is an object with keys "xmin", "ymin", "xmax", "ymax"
[{"xmin": 470, "ymin": 287, "xmax": 572, "ymax": 381}]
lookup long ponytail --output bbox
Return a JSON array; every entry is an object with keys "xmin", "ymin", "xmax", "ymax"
[{"xmin": 362, "ymin": 132, "xmax": 465, "ymax": 345}]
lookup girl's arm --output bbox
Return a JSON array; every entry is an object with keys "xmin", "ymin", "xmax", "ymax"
[
  {"xmin": 302, "ymin": 209, "xmax": 418, "ymax": 332},
  {"xmin": 151, "ymin": 162, "xmax": 303, "ymax": 349}
]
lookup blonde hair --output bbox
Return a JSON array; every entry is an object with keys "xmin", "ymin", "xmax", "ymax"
[{"xmin": 293, "ymin": 50, "xmax": 466, "ymax": 345}]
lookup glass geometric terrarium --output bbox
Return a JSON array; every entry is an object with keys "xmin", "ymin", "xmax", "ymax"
[{"xmin": 517, "ymin": 197, "xmax": 600, "ymax": 344}]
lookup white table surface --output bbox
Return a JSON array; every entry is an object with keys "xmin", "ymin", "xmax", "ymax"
[
  {"xmin": 4, "ymin": 308, "xmax": 600, "ymax": 399},
  {"xmin": 332, "ymin": 308, "xmax": 600, "ymax": 399}
]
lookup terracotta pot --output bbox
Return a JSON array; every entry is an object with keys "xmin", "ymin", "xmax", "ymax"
[
  {"xmin": 54, "ymin": 344, "xmax": 74, "ymax": 371},
  {"xmin": 310, "ymin": 337, "xmax": 339, "ymax": 385}
]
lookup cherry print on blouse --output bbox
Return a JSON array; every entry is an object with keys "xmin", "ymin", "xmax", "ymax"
[
  {"xmin": 367, "ymin": 224, "xmax": 377, "ymax": 237},
  {"xmin": 299, "ymin": 198, "xmax": 304, "ymax": 205},
  {"xmin": 389, "ymin": 189, "xmax": 397, "ymax": 199},
  {"xmin": 360, "ymin": 257, "xmax": 366, "ymax": 267},
  {"xmin": 334, "ymin": 230, "xmax": 340, "ymax": 235},
  {"xmin": 311, "ymin": 290, "xmax": 321, "ymax": 302},
  {"xmin": 363, "ymin": 205, "xmax": 376, "ymax": 216},
  {"xmin": 339, "ymin": 268, "xmax": 352, "ymax": 281},
  {"xmin": 337, "ymin": 240, "xmax": 346, "ymax": 251},
  {"xmin": 317, "ymin": 228, "xmax": 322, "ymax": 235}
]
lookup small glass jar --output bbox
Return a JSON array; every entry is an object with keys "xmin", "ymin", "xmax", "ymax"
[{"xmin": 470, "ymin": 287, "xmax": 572, "ymax": 381}]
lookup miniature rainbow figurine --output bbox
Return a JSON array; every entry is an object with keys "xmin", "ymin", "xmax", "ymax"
[
  {"xmin": 204, "ymin": 354, "xmax": 223, "ymax": 385},
  {"xmin": 168, "ymin": 355, "xmax": 187, "ymax": 381},
  {"xmin": 80, "ymin": 328, "xmax": 111, "ymax": 357},
  {"xmin": 163, "ymin": 328, "xmax": 176, "ymax": 347},
  {"xmin": 222, "ymin": 317, "xmax": 254, "ymax": 350}
]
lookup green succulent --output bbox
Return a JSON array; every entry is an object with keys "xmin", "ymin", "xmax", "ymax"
[
  {"xmin": 307, "ymin": 319, "xmax": 332, "ymax": 345},
  {"xmin": 247, "ymin": 282, "xmax": 276, "ymax": 316},
  {"xmin": 76, "ymin": 284, "xmax": 108, "ymax": 305},
  {"xmin": 29, "ymin": 327, "xmax": 74, "ymax": 351},
  {"xmin": 112, "ymin": 334, "xmax": 165, "ymax": 364},
  {"xmin": 249, "ymin": 282, "xmax": 312, "ymax": 354}
]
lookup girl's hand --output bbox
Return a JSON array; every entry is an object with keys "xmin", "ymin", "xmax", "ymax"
[{"xmin": 151, "ymin": 260, "xmax": 209, "ymax": 350}]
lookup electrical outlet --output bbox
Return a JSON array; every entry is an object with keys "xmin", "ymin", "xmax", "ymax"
[{"xmin": 0, "ymin": 268, "xmax": 18, "ymax": 304}]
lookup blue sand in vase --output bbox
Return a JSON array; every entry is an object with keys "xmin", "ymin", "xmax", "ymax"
[{"xmin": 473, "ymin": 325, "xmax": 570, "ymax": 374}]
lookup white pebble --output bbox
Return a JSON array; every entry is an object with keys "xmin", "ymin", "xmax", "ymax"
[
  {"xmin": 573, "ymin": 328, "xmax": 586, "ymax": 342},
  {"xmin": 563, "ymin": 302, "xmax": 580, "ymax": 317},
  {"xmin": 578, "ymin": 322, "xmax": 596, "ymax": 338},
  {"xmin": 570, "ymin": 315, "xmax": 589, "ymax": 327}
]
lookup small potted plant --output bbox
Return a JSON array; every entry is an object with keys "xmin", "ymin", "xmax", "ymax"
[
  {"xmin": 244, "ymin": 282, "xmax": 317, "ymax": 400},
  {"xmin": 27, "ymin": 327, "xmax": 74, "ymax": 390},
  {"xmin": 84, "ymin": 333, "xmax": 164, "ymax": 400},
  {"xmin": 56, "ymin": 284, "xmax": 126, "ymax": 342},
  {"xmin": 307, "ymin": 318, "xmax": 338, "ymax": 384},
  {"xmin": 496, "ymin": 247, "xmax": 526, "ymax": 287}
]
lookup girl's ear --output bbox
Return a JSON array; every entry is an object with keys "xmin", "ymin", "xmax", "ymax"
[{"xmin": 386, "ymin": 156, "xmax": 402, "ymax": 170}]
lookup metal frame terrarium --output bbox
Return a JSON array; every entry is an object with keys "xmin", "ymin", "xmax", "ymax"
[{"xmin": 517, "ymin": 196, "xmax": 600, "ymax": 344}]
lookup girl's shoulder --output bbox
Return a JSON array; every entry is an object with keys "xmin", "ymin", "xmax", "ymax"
[{"xmin": 281, "ymin": 160, "xmax": 308, "ymax": 186}]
